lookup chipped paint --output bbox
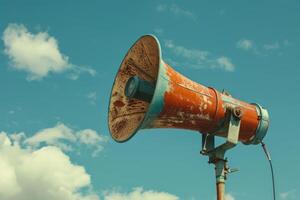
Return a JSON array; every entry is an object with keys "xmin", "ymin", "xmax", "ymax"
[
  {"xmin": 108, "ymin": 35, "xmax": 268, "ymax": 144},
  {"xmin": 108, "ymin": 35, "xmax": 161, "ymax": 142}
]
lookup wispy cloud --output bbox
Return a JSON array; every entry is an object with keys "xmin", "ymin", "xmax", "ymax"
[
  {"xmin": 236, "ymin": 38, "xmax": 290, "ymax": 55},
  {"xmin": 216, "ymin": 57, "xmax": 235, "ymax": 71},
  {"xmin": 280, "ymin": 189, "xmax": 297, "ymax": 200},
  {"xmin": 263, "ymin": 42, "xmax": 280, "ymax": 50},
  {"xmin": 24, "ymin": 123, "xmax": 76, "ymax": 152},
  {"xmin": 283, "ymin": 40, "xmax": 291, "ymax": 46},
  {"xmin": 164, "ymin": 39, "xmax": 235, "ymax": 72},
  {"xmin": 156, "ymin": 4, "xmax": 196, "ymax": 20},
  {"xmin": 76, "ymin": 129, "xmax": 106, "ymax": 157},
  {"xmin": 22, "ymin": 123, "xmax": 108, "ymax": 156},
  {"xmin": 86, "ymin": 91, "xmax": 97, "ymax": 105},
  {"xmin": 2, "ymin": 23, "xmax": 96, "ymax": 81},
  {"xmin": 236, "ymin": 39, "xmax": 253, "ymax": 50}
]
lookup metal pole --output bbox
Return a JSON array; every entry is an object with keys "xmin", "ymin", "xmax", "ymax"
[
  {"xmin": 216, "ymin": 182, "xmax": 225, "ymax": 200},
  {"xmin": 214, "ymin": 159, "xmax": 226, "ymax": 200}
]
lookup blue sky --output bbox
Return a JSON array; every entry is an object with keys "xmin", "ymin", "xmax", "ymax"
[{"xmin": 0, "ymin": 0, "xmax": 299, "ymax": 200}]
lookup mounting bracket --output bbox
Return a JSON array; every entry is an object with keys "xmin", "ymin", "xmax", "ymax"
[{"xmin": 200, "ymin": 107, "xmax": 242, "ymax": 200}]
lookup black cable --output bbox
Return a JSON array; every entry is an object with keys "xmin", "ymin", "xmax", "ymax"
[{"xmin": 261, "ymin": 142, "xmax": 276, "ymax": 200}]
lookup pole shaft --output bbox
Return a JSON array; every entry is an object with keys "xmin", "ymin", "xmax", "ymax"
[
  {"xmin": 216, "ymin": 182, "xmax": 225, "ymax": 200},
  {"xmin": 214, "ymin": 160, "xmax": 226, "ymax": 200}
]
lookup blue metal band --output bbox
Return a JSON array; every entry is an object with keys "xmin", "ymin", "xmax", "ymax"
[
  {"xmin": 141, "ymin": 60, "xmax": 168, "ymax": 128},
  {"xmin": 245, "ymin": 103, "xmax": 269, "ymax": 145},
  {"xmin": 140, "ymin": 35, "xmax": 169, "ymax": 128}
]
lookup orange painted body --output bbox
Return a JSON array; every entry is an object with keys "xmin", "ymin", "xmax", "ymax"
[
  {"xmin": 153, "ymin": 62, "xmax": 259, "ymax": 143},
  {"xmin": 109, "ymin": 35, "xmax": 268, "ymax": 144}
]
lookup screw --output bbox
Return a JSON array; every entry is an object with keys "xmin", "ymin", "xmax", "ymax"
[{"xmin": 233, "ymin": 107, "xmax": 243, "ymax": 119}]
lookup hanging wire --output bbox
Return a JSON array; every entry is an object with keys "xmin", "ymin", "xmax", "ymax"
[{"xmin": 261, "ymin": 142, "xmax": 276, "ymax": 200}]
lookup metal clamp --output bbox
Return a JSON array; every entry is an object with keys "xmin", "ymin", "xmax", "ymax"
[
  {"xmin": 244, "ymin": 103, "xmax": 269, "ymax": 145},
  {"xmin": 201, "ymin": 107, "xmax": 242, "ymax": 183}
]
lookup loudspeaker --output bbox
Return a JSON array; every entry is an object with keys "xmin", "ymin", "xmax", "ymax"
[{"xmin": 108, "ymin": 35, "xmax": 269, "ymax": 144}]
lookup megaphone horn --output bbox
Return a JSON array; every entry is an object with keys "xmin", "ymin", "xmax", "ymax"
[{"xmin": 108, "ymin": 35, "xmax": 269, "ymax": 145}]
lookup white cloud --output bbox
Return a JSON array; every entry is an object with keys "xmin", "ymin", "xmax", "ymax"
[
  {"xmin": 8, "ymin": 110, "xmax": 15, "ymax": 114},
  {"xmin": 2, "ymin": 23, "xmax": 96, "ymax": 80},
  {"xmin": 9, "ymin": 132, "xmax": 26, "ymax": 145},
  {"xmin": 68, "ymin": 65, "xmax": 97, "ymax": 81},
  {"xmin": 23, "ymin": 123, "xmax": 107, "ymax": 155},
  {"xmin": 0, "ymin": 131, "xmax": 180, "ymax": 200},
  {"xmin": 156, "ymin": 4, "xmax": 167, "ymax": 12},
  {"xmin": 0, "ymin": 132, "xmax": 99, "ymax": 200},
  {"xmin": 103, "ymin": 187, "xmax": 179, "ymax": 200},
  {"xmin": 164, "ymin": 40, "xmax": 235, "ymax": 72},
  {"xmin": 165, "ymin": 40, "xmax": 209, "ymax": 60},
  {"xmin": 225, "ymin": 193, "xmax": 235, "ymax": 200},
  {"xmin": 217, "ymin": 57, "xmax": 235, "ymax": 72},
  {"xmin": 156, "ymin": 4, "xmax": 196, "ymax": 20},
  {"xmin": 280, "ymin": 189, "xmax": 296, "ymax": 200},
  {"xmin": 77, "ymin": 129, "xmax": 106, "ymax": 145},
  {"xmin": 77, "ymin": 129, "xmax": 108, "ymax": 157},
  {"xmin": 86, "ymin": 92, "xmax": 97, "ymax": 105},
  {"xmin": 236, "ymin": 38, "xmax": 291, "ymax": 55},
  {"xmin": 25, "ymin": 123, "xmax": 76, "ymax": 147},
  {"xmin": 263, "ymin": 42, "xmax": 280, "ymax": 50},
  {"xmin": 236, "ymin": 39, "xmax": 253, "ymax": 50}
]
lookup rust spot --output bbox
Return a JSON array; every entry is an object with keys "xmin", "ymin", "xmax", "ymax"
[
  {"xmin": 108, "ymin": 36, "xmax": 160, "ymax": 142},
  {"xmin": 114, "ymin": 119, "xmax": 127, "ymax": 133},
  {"xmin": 114, "ymin": 100, "xmax": 125, "ymax": 107},
  {"xmin": 137, "ymin": 116, "xmax": 142, "ymax": 122}
]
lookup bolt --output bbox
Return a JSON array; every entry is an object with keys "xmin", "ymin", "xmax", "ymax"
[{"xmin": 233, "ymin": 107, "xmax": 243, "ymax": 119}]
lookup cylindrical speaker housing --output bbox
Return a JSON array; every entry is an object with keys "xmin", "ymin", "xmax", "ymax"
[
  {"xmin": 144, "ymin": 61, "xmax": 269, "ymax": 144},
  {"xmin": 108, "ymin": 35, "xmax": 269, "ymax": 144}
]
